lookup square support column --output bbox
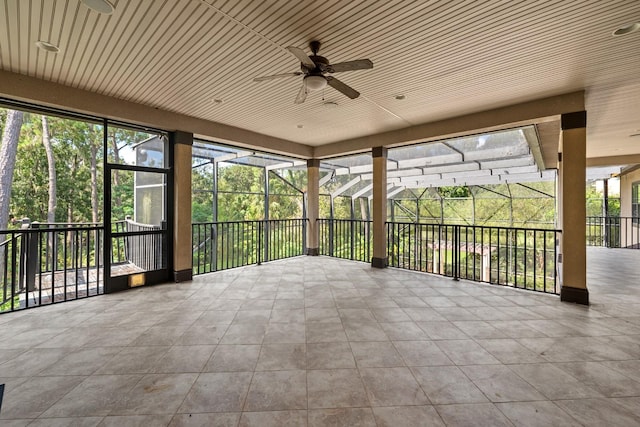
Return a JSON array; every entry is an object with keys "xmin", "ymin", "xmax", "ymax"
[
  {"xmin": 306, "ymin": 159, "xmax": 320, "ymax": 255},
  {"xmin": 372, "ymin": 147, "xmax": 388, "ymax": 268},
  {"xmin": 171, "ymin": 131, "xmax": 193, "ymax": 282},
  {"xmin": 558, "ymin": 111, "xmax": 588, "ymax": 304}
]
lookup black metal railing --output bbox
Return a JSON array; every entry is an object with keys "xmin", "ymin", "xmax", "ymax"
[
  {"xmin": 316, "ymin": 219, "xmax": 559, "ymax": 294},
  {"xmin": 1, "ymin": 224, "xmax": 104, "ymax": 313},
  {"xmin": 317, "ymin": 219, "xmax": 372, "ymax": 262},
  {"xmin": 586, "ymin": 216, "xmax": 640, "ymax": 249},
  {"xmin": 112, "ymin": 219, "xmax": 166, "ymax": 272},
  {"xmin": 192, "ymin": 219, "xmax": 307, "ymax": 275},
  {"xmin": 387, "ymin": 222, "xmax": 560, "ymax": 294}
]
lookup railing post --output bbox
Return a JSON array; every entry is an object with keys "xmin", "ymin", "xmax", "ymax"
[
  {"xmin": 257, "ymin": 221, "xmax": 262, "ymax": 265},
  {"xmin": 24, "ymin": 221, "xmax": 38, "ymax": 292},
  {"xmin": 263, "ymin": 220, "xmax": 270, "ymax": 263},
  {"xmin": 453, "ymin": 224, "xmax": 460, "ymax": 281},
  {"xmin": 329, "ymin": 219, "xmax": 334, "ymax": 257}
]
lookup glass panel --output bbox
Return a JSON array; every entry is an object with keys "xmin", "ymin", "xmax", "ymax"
[
  {"xmin": 110, "ymin": 169, "xmax": 166, "ymax": 276},
  {"xmin": 107, "ymin": 126, "xmax": 166, "ymax": 168}
]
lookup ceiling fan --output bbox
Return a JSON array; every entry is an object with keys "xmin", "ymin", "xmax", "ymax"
[{"xmin": 253, "ymin": 41, "xmax": 373, "ymax": 104}]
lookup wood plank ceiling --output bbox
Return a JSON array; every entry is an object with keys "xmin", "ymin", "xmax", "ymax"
[{"xmin": 1, "ymin": 0, "xmax": 639, "ymax": 159}]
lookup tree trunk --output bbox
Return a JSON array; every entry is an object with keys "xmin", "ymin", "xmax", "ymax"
[
  {"xmin": 0, "ymin": 110, "xmax": 24, "ymax": 289},
  {"xmin": 41, "ymin": 116, "xmax": 57, "ymax": 224},
  {"xmin": 110, "ymin": 129, "xmax": 122, "ymax": 217},
  {"xmin": 0, "ymin": 110, "xmax": 24, "ymax": 230},
  {"xmin": 90, "ymin": 141, "xmax": 99, "ymax": 223}
]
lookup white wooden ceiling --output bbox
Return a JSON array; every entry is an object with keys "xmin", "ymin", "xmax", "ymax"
[{"xmin": 1, "ymin": 0, "xmax": 639, "ymax": 159}]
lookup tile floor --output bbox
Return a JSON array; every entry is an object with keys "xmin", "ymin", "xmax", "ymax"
[{"xmin": 0, "ymin": 248, "xmax": 639, "ymax": 426}]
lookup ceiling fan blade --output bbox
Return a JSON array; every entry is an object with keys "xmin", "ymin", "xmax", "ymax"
[
  {"xmin": 253, "ymin": 72, "xmax": 302, "ymax": 82},
  {"xmin": 286, "ymin": 46, "xmax": 316, "ymax": 69},
  {"xmin": 326, "ymin": 76, "xmax": 360, "ymax": 99},
  {"xmin": 328, "ymin": 59, "xmax": 373, "ymax": 73},
  {"xmin": 294, "ymin": 84, "xmax": 307, "ymax": 104}
]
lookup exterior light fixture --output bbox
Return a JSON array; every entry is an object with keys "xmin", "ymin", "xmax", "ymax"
[
  {"xmin": 304, "ymin": 75, "xmax": 327, "ymax": 91},
  {"xmin": 612, "ymin": 22, "xmax": 640, "ymax": 36},
  {"xmin": 35, "ymin": 41, "xmax": 60, "ymax": 53},
  {"xmin": 82, "ymin": 0, "xmax": 115, "ymax": 14}
]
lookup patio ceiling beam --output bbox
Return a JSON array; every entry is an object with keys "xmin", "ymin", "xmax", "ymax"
[
  {"xmin": 387, "ymin": 186, "xmax": 407, "ymax": 199},
  {"xmin": 472, "ymin": 185, "xmax": 510, "ymax": 198},
  {"xmin": 516, "ymin": 183, "xmax": 554, "ymax": 198},
  {"xmin": 319, "ymin": 171, "xmax": 334, "ymax": 187},
  {"xmin": 331, "ymin": 176, "xmax": 362, "ymax": 197},
  {"xmin": 352, "ymin": 184, "xmax": 373, "ymax": 199},
  {"xmin": 214, "ymin": 150, "xmax": 254, "ymax": 163},
  {"xmin": 265, "ymin": 160, "xmax": 307, "ymax": 171}
]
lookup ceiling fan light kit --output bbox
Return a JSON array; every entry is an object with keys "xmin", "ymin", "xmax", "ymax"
[
  {"xmin": 254, "ymin": 40, "xmax": 373, "ymax": 104},
  {"xmin": 304, "ymin": 75, "xmax": 327, "ymax": 91}
]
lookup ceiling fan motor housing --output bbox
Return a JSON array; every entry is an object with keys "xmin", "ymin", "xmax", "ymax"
[{"xmin": 302, "ymin": 55, "xmax": 329, "ymax": 73}]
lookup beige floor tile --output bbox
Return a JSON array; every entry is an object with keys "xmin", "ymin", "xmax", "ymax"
[
  {"xmin": 308, "ymin": 408, "xmax": 376, "ymax": 427},
  {"xmin": 435, "ymin": 403, "xmax": 513, "ymax": 427},
  {"xmin": 111, "ymin": 373, "xmax": 199, "ymax": 415},
  {"xmin": 29, "ymin": 417, "xmax": 104, "ymax": 427},
  {"xmin": 178, "ymin": 372, "xmax": 253, "ymax": 413},
  {"xmin": 42, "ymin": 374, "xmax": 142, "ymax": 417},
  {"xmin": 0, "ymin": 375, "xmax": 86, "ymax": 419},
  {"xmin": 98, "ymin": 415, "xmax": 173, "ymax": 426},
  {"xmin": 411, "ymin": 366, "xmax": 488, "ymax": 404},
  {"xmin": 509, "ymin": 363, "xmax": 603, "ymax": 400},
  {"xmin": 359, "ymin": 367, "xmax": 428, "ymax": 406},
  {"xmin": 555, "ymin": 361, "xmax": 640, "ymax": 397},
  {"xmin": 343, "ymin": 321, "xmax": 388, "ymax": 341},
  {"xmin": 305, "ymin": 323, "xmax": 348, "ymax": 343},
  {"xmin": 239, "ymin": 410, "xmax": 307, "ymax": 427},
  {"xmin": 307, "ymin": 369, "xmax": 369, "ymax": 408},
  {"xmin": 169, "ymin": 412, "xmax": 240, "ymax": 427},
  {"xmin": 393, "ymin": 340, "xmax": 452, "ymax": 366},
  {"xmin": 95, "ymin": 346, "xmax": 170, "ymax": 374},
  {"xmin": 306, "ymin": 342, "xmax": 356, "ymax": 369},
  {"xmin": 270, "ymin": 309, "xmax": 305, "ymax": 323},
  {"xmin": 460, "ymin": 365, "xmax": 546, "ymax": 402},
  {"xmin": 556, "ymin": 398, "xmax": 640, "ymax": 427},
  {"xmin": 378, "ymin": 322, "xmax": 428, "ymax": 340},
  {"xmin": 263, "ymin": 322, "xmax": 306, "ymax": 343},
  {"xmin": 256, "ymin": 343, "xmax": 306, "ymax": 371},
  {"xmin": 372, "ymin": 405, "xmax": 445, "ymax": 427},
  {"xmin": 495, "ymin": 401, "xmax": 582, "ymax": 427},
  {"xmin": 435, "ymin": 339, "xmax": 500, "ymax": 365},
  {"xmin": 244, "ymin": 370, "xmax": 307, "ymax": 411},
  {"xmin": 350, "ymin": 341, "xmax": 404, "ymax": 367},
  {"xmin": 416, "ymin": 321, "xmax": 468, "ymax": 340},
  {"xmin": 204, "ymin": 345, "xmax": 260, "ymax": 372},
  {"xmin": 151, "ymin": 345, "xmax": 216, "ymax": 373},
  {"xmin": 219, "ymin": 323, "xmax": 267, "ymax": 344}
]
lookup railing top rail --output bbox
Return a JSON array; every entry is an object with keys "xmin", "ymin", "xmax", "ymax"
[
  {"xmin": 0, "ymin": 225, "xmax": 103, "ymax": 234},
  {"xmin": 124, "ymin": 218, "xmax": 162, "ymax": 229},
  {"xmin": 193, "ymin": 218, "xmax": 307, "ymax": 226},
  {"xmin": 385, "ymin": 221, "xmax": 560, "ymax": 234}
]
